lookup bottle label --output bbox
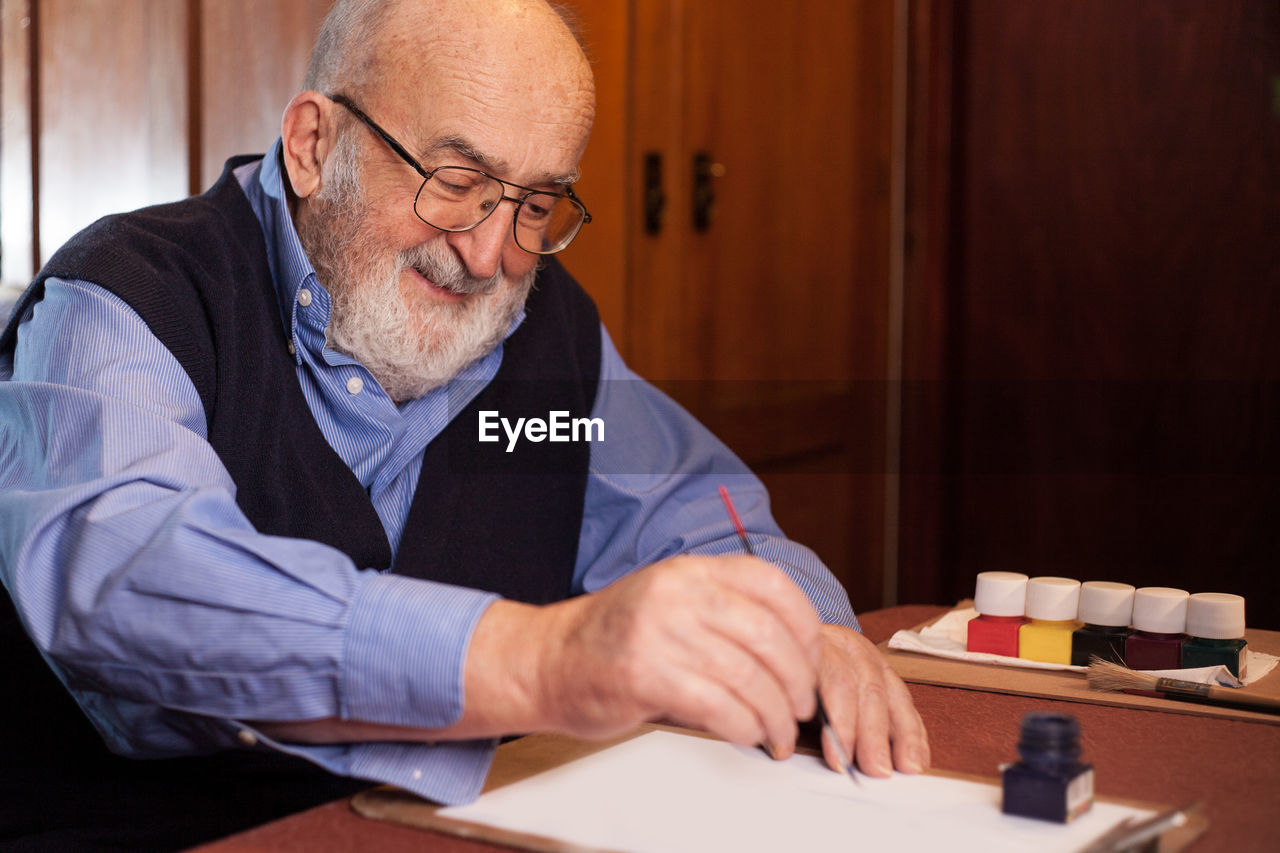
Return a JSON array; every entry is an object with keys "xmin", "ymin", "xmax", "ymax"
[{"xmin": 1066, "ymin": 769, "xmax": 1095, "ymax": 821}]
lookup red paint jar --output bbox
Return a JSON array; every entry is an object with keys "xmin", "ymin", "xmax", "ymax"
[{"xmin": 967, "ymin": 571, "xmax": 1029, "ymax": 656}]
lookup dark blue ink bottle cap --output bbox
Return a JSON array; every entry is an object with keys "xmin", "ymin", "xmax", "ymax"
[{"xmin": 1017, "ymin": 712, "xmax": 1082, "ymax": 768}]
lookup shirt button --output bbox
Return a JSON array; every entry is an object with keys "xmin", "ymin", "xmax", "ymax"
[
  {"xmin": 412, "ymin": 769, "xmax": 423, "ymax": 781},
  {"xmin": 237, "ymin": 729, "xmax": 258, "ymax": 746},
  {"xmin": 346, "ymin": 376, "xmax": 364, "ymax": 395},
  {"xmin": 287, "ymin": 340, "xmax": 297, "ymax": 356},
  {"xmin": 297, "ymin": 288, "xmax": 313, "ymax": 307}
]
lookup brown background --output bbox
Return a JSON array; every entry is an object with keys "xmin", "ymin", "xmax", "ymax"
[
  {"xmin": 3, "ymin": 0, "xmax": 1278, "ymax": 626},
  {"xmin": 899, "ymin": 0, "xmax": 1280, "ymax": 626}
]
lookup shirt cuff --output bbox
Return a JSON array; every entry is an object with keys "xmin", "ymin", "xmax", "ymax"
[
  {"xmin": 243, "ymin": 723, "xmax": 499, "ymax": 805},
  {"xmin": 341, "ymin": 572, "xmax": 499, "ymax": 728}
]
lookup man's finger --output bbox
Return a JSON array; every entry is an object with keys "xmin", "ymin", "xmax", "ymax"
[
  {"xmin": 672, "ymin": 625, "xmax": 801, "ymax": 756},
  {"xmin": 696, "ymin": 588, "xmax": 819, "ymax": 721},
  {"xmin": 817, "ymin": 625, "xmax": 899, "ymax": 778},
  {"xmin": 818, "ymin": 696, "xmax": 854, "ymax": 774},
  {"xmin": 885, "ymin": 664, "xmax": 929, "ymax": 773},
  {"xmin": 707, "ymin": 556, "xmax": 824, "ymax": 664},
  {"xmin": 655, "ymin": 663, "xmax": 774, "ymax": 748},
  {"xmin": 851, "ymin": 670, "xmax": 893, "ymax": 777}
]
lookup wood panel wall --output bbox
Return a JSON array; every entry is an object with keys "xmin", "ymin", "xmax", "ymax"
[
  {"xmin": 0, "ymin": 0, "xmax": 330, "ymax": 284},
  {"xmin": 197, "ymin": 0, "xmax": 334, "ymax": 190},
  {"xmin": 902, "ymin": 0, "xmax": 1280, "ymax": 626}
]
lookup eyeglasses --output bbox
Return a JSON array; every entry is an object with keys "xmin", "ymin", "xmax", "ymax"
[{"xmin": 327, "ymin": 93, "xmax": 590, "ymax": 255}]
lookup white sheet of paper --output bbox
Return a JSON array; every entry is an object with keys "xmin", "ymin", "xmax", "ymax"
[{"xmin": 439, "ymin": 730, "xmax": 1152, "ymax": 853}]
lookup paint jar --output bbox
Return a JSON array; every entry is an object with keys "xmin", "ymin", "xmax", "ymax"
[
  {"xmin": 1181, "ymin": 592, "xmax": 1248, "ymax": 678},
  {"xmin": 1002, "ymin": 711, "xmax": 1094, "ymax": 823},
  {"xmin": 1125, "ymin": 587, "xmax": 1189, "ymax": 671},
  {"xmin": 968, "ymin": 572, "xmax": 1030, "ymax": 656},
  {"xmin": 1019, "ymin": 577, "xmax": 1082, "ymax": 665},
  {"xmin": 1070, "ymin": 581, "xmax": 1135, "ymax": 667}
]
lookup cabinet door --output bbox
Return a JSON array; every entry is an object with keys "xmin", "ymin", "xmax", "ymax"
[{"xmin": 629, "ymin": 0, "xmax": 898, "ymax": 607}]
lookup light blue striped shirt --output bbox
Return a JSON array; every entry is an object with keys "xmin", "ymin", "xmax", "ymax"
[{"xmin": 0, "ymin": 143, "xmax": 856, "ymax": 805}]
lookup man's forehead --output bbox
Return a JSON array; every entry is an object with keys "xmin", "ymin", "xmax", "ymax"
[
  {"xmin": 361, "ymin": 0, "xmax": 594, "ymax": 184},
  {"xmin": 426, "ymin": 136, "xmax": 582, "ymax": 187}
]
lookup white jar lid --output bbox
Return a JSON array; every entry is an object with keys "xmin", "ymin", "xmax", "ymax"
[
  {"xmin": 1078, "ymin": 581, "xmax": 1136, "ymax": 627},
  {"xmin": 1131, "ymin": 587, "xmax": 1189, "ymax": 634},
  {"xmin": 1025, "ymin": 576, "xmax": 1081, "ymax": 621},
  {"xmin": 1185, "ymin": 592, "xmax": 1246, "ymax": 639},
  {"xmin": 973, "ymin": 571, "xmax": 1028, "ymax": 617}
]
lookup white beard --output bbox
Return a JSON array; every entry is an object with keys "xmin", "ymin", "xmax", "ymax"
[{"xmin": 295, "ymin": 132, "xmax": 535, "ymax": 402}]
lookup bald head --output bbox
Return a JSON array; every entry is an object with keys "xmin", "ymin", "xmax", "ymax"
[
  {"xmin": 299, "ymin": 0, "xmax": 594, "ymax": 182},
  {"xmin": 305, "ymin": 0, "xmax": 591, "ymax": 100}
]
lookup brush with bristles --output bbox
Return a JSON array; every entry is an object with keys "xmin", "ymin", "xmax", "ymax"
[{"xmin": 1086, "ymin": 657, "xmax": 1280, "ymax": 713}]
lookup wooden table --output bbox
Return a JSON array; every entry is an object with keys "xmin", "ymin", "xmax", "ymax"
[{"xmin": 191, "ymin": 605, "xmax": 1280, "ymax": 852}]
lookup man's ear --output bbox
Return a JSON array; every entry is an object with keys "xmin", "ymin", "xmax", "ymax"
[{"xmin": 280, "ymin": 91, "xmax": 334, "ymax": 199}]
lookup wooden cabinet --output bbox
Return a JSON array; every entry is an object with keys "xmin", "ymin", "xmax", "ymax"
[{"xmin": 562, "ymin": 0, "xmax": 899, "ymax": 610}]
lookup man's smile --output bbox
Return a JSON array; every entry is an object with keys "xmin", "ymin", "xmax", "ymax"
[{"xmin": 405, "ymin": 264, "xmax": 466, "ymax": 303}]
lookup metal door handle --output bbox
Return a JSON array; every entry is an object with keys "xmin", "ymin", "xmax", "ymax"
[{"xmin": 643, "ymin": 152, "xmax": 666, "ymax": 235}]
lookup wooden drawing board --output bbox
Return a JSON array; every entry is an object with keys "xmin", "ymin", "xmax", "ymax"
[{"xmin": 350, "ymin": 725, "xmax": 1205, "ymax": 853}]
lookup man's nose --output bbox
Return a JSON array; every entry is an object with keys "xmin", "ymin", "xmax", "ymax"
[{"xmin": 447, "ymin": 206, "xmax": 514, "ymax": 280}]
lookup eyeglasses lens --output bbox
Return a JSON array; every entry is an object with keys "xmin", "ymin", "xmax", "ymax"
[{"xmin": 414, "ymin": 167, "xmax": 585, "ymax": 254}]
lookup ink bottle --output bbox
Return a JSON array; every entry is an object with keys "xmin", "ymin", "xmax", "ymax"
[
  {"xmin": 1002, "ymin": 711, "xmax": 1094, "ymax": 823},
  {"xmin": 1070, "ymin": 581, "xmax": 1135, "ymax": 667},
  {"xmin": 1125, "ymin": 587, "xmax": 1189, "ymax": 671},
  {"xmin": 967, "ymin": 571, "xmax": 1029, "ymax": 657},
  {"xmin": 1019, "ymin": 577, "xmax": 1082, "ymax": 665},
  {"xmin": 1181, "ymin": 592, "xmax": 1248, "ymax": 678}
]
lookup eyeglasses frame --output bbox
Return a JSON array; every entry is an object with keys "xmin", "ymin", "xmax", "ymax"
[{"xmin": 326, "ymin": 92, "xmax": 591, "ymax": 254}]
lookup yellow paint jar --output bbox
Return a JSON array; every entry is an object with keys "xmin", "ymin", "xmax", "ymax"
[{"xmin": 1019, "ymin": 577, "xmax": 1082, "ymax": 665}]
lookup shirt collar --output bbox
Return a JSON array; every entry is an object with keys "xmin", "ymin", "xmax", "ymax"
[{"xmin": 256, "ymin": 141, "xmax": 325, "ymax": 354}]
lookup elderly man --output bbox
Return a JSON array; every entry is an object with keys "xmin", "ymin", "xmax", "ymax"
[{"xmin": 0, "ymin": 0, "xmax": 927, "ymax": 848}]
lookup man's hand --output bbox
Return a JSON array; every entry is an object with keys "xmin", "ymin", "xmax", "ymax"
[
  {"xmin": 263, "ymin": 554, "xmax": 823, "ymax": 751},
  {"xmin": 813, "ymin": 623, "xmax": 930, "ymax": 776},
  {"xmin": 257, "ymin": 555, "xmax": 929, "ymax": 777},
  {"xmin": 523, "ymin": 554, "xmax": 823, "ymax": 757}
]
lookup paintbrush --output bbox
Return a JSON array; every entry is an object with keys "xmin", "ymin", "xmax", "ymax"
[
  {"xmin": 717, "ymin": 485, "xmax": 861, "ymax": 784},
  {"xmin": 1077, "ymin": 800, "xmax": 1202, "ymax": 853},
  {"xmin": 1086, "ymin": 657, "xmax": 1280, "ymax": 714}
]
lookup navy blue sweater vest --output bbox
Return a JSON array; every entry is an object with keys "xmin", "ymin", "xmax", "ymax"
[{"xmin": 0, "ymin": 156, "xmax": 600, "ymax": 849}]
